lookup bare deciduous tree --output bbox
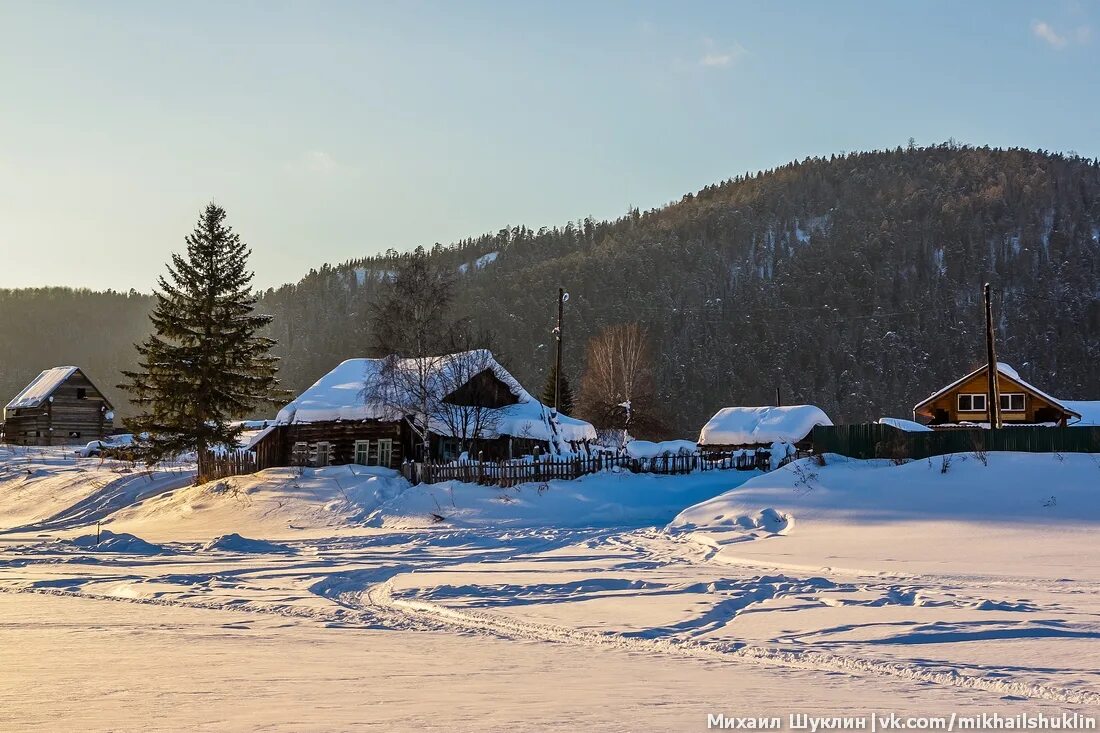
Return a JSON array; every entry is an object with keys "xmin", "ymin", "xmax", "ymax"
[
  {"xmin": 362, "ymin": 349, "xmax": 508, "ymax": 460},
  {"xmin": 577, "ymin": 323, "xmax": 665, "ymax": 439},
  {"xmin": 365, "ymin": 246, "xmax": 474, "ymax": 459},
  {"xmin": 432, "ymin": 350, "xmax": 510, "ymax": 455}
]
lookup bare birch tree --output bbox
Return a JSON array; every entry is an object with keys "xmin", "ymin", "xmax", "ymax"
[
  {"xmin": 365, "ymin": 254, "xmax": 501, "ymax": 459},
  {"xmin": 577, "ymin": 323, "xmax": 665, "ymax": 439},
  {"xmin": 366, "ymin": 246, "xmax": 459, "ymax": 459},
  {"xmin": 431, "ymin": 349, "xmax": 508, "ymax": 455}
]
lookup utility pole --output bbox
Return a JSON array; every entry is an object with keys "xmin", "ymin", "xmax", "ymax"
[
  {"xmin": 984, "ymin": 283, "xmax": 1002, "ymax": 430},
  {"xmin": 554, "ymin": 287, "xmax": 565, "ymax": 414},
  {"xmin": 775, "ymin": 386, "xmax": 781, "ymax": 407}
]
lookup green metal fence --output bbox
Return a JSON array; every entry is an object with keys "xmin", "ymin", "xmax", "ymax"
[{"xmin": 812, "ymin": 423, "xmax": 1100, "ymax": 460}]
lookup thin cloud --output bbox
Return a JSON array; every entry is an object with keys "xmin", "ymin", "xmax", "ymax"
[
  {"xmin": 1033, "ymin": 21, "xmax": 1068, "ymax": 47},
  {"xmin": 285, "ymin": 150, "xmax": 349, "ymax": 176},
  {"xmin": 1032, "ymin": 20, "xmax": 1091, "ymax": 49},
  {"xmin": 699, "ymin": 41, "xmax": 747, "ymax": 68},
  {"xmin": 301, "ymin": 150, "xmax": 339, "ymax": 173}
]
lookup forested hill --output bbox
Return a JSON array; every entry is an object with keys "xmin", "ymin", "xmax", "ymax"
[{"xmin": 3, "ymin": 144, "xmax": 1099, "ymax": 435}]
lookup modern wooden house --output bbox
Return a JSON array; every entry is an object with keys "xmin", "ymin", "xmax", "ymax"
[
  {"xmin": 251, "ymin": 350, "xmax": 595, "ymax": 469},
  {"xmin": 3, "ymin": 366, "xmax": 114, "ymax": 446},
  {"xmin": 912, "ymin": 362, "xmax": 1081, "ymax": 427}
]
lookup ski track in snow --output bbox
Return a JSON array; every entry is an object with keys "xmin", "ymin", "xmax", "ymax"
[
  {"xmin": 4, "ymin": 526, "xmax": 1095, "ymax": 708},
  {"xmin": 361, "ymin": 574, "xmax": 1100, "ymax": 707},
  {"xmin": 4, "ymin": 449, "xmax": 1100, "ymax": 708}
]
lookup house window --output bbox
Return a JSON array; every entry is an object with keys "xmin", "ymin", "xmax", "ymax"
[
  {"xmin": 354, "ymin": 440, "xmax": 370, "ymax": 465},
  {"xmin": 1000, "ymin": 393, "xmax": 1025, "ymax": 412},
  {"xmin": 439, "ymin": 437, "xmax": 460, "ymax": 462},
  {"xmin": 76, "ymin": 388, "xmax": 87, "ymax": 400},
  {"xmin": 958, "ymin": 394, "xmax": 987, "ymax": 412},
  {"xmin": 292, "ymin": 442, "xmax": 310, "ymax": 465},
  {"xmin": 313, "ymin": 442, "xmax": 332, "ymax": 467},
  {"xmin": 376, "ymin": 439, "xmax": 393, "ymax": 467}
]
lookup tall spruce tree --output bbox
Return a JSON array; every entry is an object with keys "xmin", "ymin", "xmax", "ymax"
[
  {"xmin": 541, "ymin": 363, "xmax": 575, "ymax": 415},
  {"xmin": 121, "ymin": 203, "xmax": 284, "ymax": 472}
]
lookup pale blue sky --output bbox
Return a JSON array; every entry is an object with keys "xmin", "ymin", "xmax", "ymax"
[{"xmin": 2, "ymin": 1, "xmax": 1098, "ymax": 290}]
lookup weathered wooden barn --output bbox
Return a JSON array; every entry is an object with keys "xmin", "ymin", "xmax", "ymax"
[
  {"xmin": 251, "ymin": 350, "xmax": 596, "ymax": 469},
  {"xmin": 3, "ymin": 366, "xmax": 114, "ymax": 446},
  {"xmin": 912, "ymin": 363, "xmax": 1081, "ymax": 427}
]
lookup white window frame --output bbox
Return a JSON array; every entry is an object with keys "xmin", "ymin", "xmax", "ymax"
[
  {"xmin": 292, "ymin": 441, "xmax": 310, "ymax": 465},
  {"xmin": 1000, "ymin": 393, "xmax": 1025, "ymax": 412},
  {"xmin": 313, "ymin": 441, "xmax": 332, "ymax": 467},
  {"xmin": 376, "ymin": 438, "xmax": 393, "ymax": 467},
  {"xmin": 958, "ymin": 393, "xmax": 987, "ymax": 412},
  {"xmin": 354, "ymin": 440, "xmax": 370, "ymax": 466}
]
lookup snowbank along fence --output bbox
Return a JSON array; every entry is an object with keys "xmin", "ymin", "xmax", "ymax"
[
  {"xmin": 813, "ymin": 423, "xmax": 1100, "ymax": 461},
  {"xmin": 403, "ymin": 450, "xmax": 772, "ymax": 488}
]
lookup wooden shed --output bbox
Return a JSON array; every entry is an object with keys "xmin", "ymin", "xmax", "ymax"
[
  {"xmin": 697, "ymin": 405, "xmax": 833, "ymax": 453},
  {"xmin": 3, "ymin": 367, "xmax": 114, "ymax": 446},
  {"xmin": 912, "ymin": 362, "xmax": 1081, "ymax": 427}
]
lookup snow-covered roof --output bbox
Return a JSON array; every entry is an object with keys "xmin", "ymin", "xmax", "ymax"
[
  {"xmin": 5, "ymin": 366, "xmax": 79, "ymax": 410},
  {"xmin": 697, "ymin": 405, "xmax": 833, "ymax": 446},
  {"xmin": 276, "ymin": 359, "xmax": 392, "ymax": 424},
  {"xmin": 242, "ymin": 425, "xmax": 278, "ymax": 450},
  {"xmin": 275, "ymin": 351, "xmax": 596, "ymax": 444},
  {"xmin": 876, "ymin": 417, "xmax": 934, "ymax": 432},
  {"xmin": 1062, "ymin": 401, "xmax": 1100, "ymax": 427},
  {"xmin": 913, "ymin": 363, "xmax": 1080, "ymax": 419},
  {"xmin": 625, "ymin": 440, "xmax": 699, "ymax": 459}
]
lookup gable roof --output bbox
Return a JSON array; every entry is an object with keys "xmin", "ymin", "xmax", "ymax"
[
  {"xmin": 8, "ymin": 366, "xmax": 80, "ymax": 411},
  {"xmin": 275, "ymin": 350, "xmax": 596, "ymax": 444},
  {"xmin": 913, "ymin": 362, "xmax": 1081, "ymax": 419},
  {"xmin": 5, "ymin": 366, "xmax": 114, "ymax": 414},
  {"xmin": 698, "ymin": 405, "xmax": 833, "ymax": 446}
]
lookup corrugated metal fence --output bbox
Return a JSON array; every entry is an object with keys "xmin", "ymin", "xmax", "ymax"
[{"xmin": 812, "ymin": 424, "xmax": 1100, "ymax": 460}]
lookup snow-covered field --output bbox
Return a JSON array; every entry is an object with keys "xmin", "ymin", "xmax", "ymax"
[{"xmin": 1, "ymin": 444, "xmax": 1098, "ymax": 730}]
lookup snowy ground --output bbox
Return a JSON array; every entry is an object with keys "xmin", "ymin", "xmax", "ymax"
[{"xmin": 1, "ymin": 444, "xmax": 1098, "ymax": 730}]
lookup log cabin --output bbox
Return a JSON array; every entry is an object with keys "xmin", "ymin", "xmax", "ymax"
[
  {"xmin": 251, "ymin": 350, "xmax": 595, "ymax": 469},
  {"xmin": 3, "ymin": 367, "xmax": 114, "ymax": 446},
  {"xmin": 912, "ymin": 362, "xmax": 1082, "ymax": 427}
]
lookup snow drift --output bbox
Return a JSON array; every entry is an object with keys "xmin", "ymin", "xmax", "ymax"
[
  {"xmin": 103, "ymin": 463, "xmax": 759, "ymax": 539},
  {"xmin": 64, "ymin": 530, "xmax": 168, "ymax": 555},
  {"xmin": 669, "ymin": 451, "xmax": 1100, "ymax": 576},
  {"xmin": 202, "ymin": 533, "xmax": 296, "ymax": 554}
]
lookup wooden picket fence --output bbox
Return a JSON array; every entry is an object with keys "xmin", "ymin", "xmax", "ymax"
[
  {"xmin": 198, "ymin": 449, "xmax": 258, "ymax": 484},
  {"xmin": 403, "ymin": 449, "xmax": 775, "ymax": 488}
]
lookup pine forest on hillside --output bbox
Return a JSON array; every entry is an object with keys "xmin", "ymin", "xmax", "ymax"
[{"xmin": 2, "ymin": 144, "xmax": 1098, "ymax": 436}]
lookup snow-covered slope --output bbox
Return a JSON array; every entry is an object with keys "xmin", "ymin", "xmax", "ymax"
[
  {"xmin": 105, "ymin": 464, "xmax": 761, "ymax": 539},
  {"xmin": 106, "ymin": 465, "xmax": 408, "ymax": 541},
  {"xmin": 367, "ymin": 469, "xmax": 760, "ymax": 530},
  {"xmin": 0, "ymin": 445, "xmax": 193, "ymax": 533},
  {"xmin": 669, "ymin": 452, "xmax": 1100, "ymax": 578}
]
